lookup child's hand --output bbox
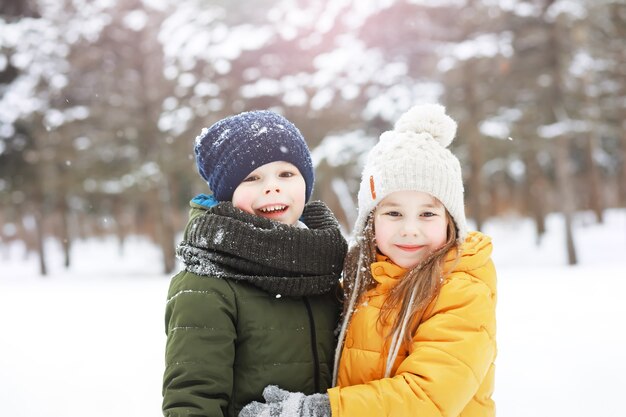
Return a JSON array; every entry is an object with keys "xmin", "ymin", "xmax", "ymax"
[
  {"xmin": 239, "ymin": 385, "xmax": 289, "ymax": 417},
  {"xmin": 239, "ymin": 385, "xmax": 330, "ymax": 417}
]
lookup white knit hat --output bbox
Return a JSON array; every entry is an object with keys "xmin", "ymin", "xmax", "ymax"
[{"xmin": 353, "ymin": 103, "xmax": 467, "ymax": 241}]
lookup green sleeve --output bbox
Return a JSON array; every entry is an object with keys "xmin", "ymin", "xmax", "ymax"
[{"xmin": 162, "ymin": 271, "xmax": 237, "ymax": 417}]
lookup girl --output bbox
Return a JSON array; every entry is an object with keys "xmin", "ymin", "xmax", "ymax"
[{"xmin": 240, "ymin": 104, "xmax": 497, "ymax": 417}]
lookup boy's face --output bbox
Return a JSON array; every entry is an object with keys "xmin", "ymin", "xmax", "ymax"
[
  {"xmin": 373, "ymin": 190, "xmax": 448, "ymax": 269},
  {"xmin": 232, "ymin": 161, "xmax": 306, "ymax": 225}
]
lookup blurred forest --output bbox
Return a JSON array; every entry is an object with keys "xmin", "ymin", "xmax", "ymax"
[{"xmin": 1, "ymin": 0, "xmax": 625, "ymax": 275}]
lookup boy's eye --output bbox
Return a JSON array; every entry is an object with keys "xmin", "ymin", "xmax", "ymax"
[
  {"xmin": 242, "ymin": 175, "xmax": 259, "ymax": 182},
  {"xmin": 279, "ymin": 171, "xmax": 296, "ymax": 178}
]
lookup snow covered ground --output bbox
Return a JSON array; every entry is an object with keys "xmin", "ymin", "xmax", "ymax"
[{"xmin": 1, "ymin": 209, "xmax": 625, "ymax": 417}]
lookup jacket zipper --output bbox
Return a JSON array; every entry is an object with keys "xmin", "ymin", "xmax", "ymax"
[{"xmin": 303, "ymin": 297, "xmax": 321, "ymax": 392}]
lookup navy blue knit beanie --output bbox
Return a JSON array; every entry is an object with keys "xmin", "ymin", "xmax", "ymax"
[{"xmin": 194, "ymin": 110, "xmax": 315, "ymax": 202}]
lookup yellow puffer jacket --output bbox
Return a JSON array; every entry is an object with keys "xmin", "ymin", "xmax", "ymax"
[{"xmin": 328, "ymin": 231, "xmax": 496, "ymax": 417}]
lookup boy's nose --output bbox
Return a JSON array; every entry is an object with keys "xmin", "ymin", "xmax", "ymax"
[{"xmin": 263, "ymin": 176, "xmax": 281, "ymax": 194}]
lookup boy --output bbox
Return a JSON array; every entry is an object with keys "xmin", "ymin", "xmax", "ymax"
[{"xmin": 162, "ymin": 110, "xmax": 347, "ymax": 417}]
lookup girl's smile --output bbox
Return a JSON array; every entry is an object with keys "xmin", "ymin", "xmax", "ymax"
[{"xmin": 394, "ymin": 244, "xmax": 426, "ymax": 252}]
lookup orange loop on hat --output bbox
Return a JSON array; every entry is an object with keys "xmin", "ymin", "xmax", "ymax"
[{"xmin": 369, "ymin": 175, "xmax": 376, "ymax": 200}]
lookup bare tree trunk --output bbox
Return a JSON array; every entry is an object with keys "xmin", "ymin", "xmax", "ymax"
[
  {"xmin": 75, "ymin": 209, "xmax": 88, "ymax": 240},
  {"xmin": 467, "ymin": 128, "xmax": 484, "ymax": 231},
  {"xmin": 331, "ymin": 177, "xmax": 356, "ymax": 232},
  {"xmin": 620, "ymin": 130, "xmax": 626, "ymax": 207},
  {"xmin": 312, "ymin": 162, "xmax": 354, "ymax": 233},
  {"xmin": 318, "ymin": 182, "xmax": 347, "ymax": 232},
  {"xmin": 584, "ymin": 132, "xmax": 604, "ymax": 223},
  {"xmin": 544, "ymin": 0, "xmax": 577, "ymax": 264},
  {"xmin": 131, "ymin": 13, "xmax": 177, "ymax": 274},
  {"xmin": 19, "ymin": 213, "xmax": 34, "ymax": 260},
  {"xmin": 30, "ymin": 145, "xmax": 49, "ymax": 275},
  {"xmin": 169, "ymin": 178, "xmax": 184, "ymax": 241},
  {"xmin": 59, "ymin": 196, "xmax": 71, "ymax": 268},
  {"xmin": 553, "ymin": 136, "xmax": 577, "ymax": 265},
  {"xmin": 463, "ymin": 62, "xmax": 485, "ymax": 231},
  {"xmin": 33, "ymin": 206, "xmax": 47, "ymax": 276},
  {"xmin": 523, "ymin": 148, "xmax": 547, "ymax": 244},
  {"xmin": 0, "ymin": 209, "xmax": 8, "ymax": 260},
  {"xmin": 162, "ymin": 183, "xmax": 177, "ymax": 274},
  {"xmin": 580, "ymin": 20, "xmax": 605, "ymax": 223},
  {"xmin": 154, "ymin": 183, "xmax": 177, "ymax": 274},
  {"xmin": 112, "ymin": 196, "xmax": 126, "ymax": 256},
  {"xmin": 614, "ymin": 5, "xmax": 626, "ymax": 207}
]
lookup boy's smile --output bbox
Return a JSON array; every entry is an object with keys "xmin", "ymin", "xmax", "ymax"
[
  {"xmin": 232, "ymin": 161, "xmax": 306, "ymax": 225},
  {"xmin": 254, "ymin": 204, "xmax": 289, "ymax": 220}
]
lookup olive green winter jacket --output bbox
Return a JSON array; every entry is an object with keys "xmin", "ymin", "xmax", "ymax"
[{"xmin": 162, "ymin": 197, "xmax": 347, "ymax": 417}]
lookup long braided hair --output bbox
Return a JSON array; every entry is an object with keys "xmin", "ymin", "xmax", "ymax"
[{"xmin": 333, "ymin": 209, "xmax": 460, "ymax": 384}]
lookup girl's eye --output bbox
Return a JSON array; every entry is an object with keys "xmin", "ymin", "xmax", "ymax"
[
  {"xmin": 384, "ymin": 211, "xmax": 401, "ymax": 217},
  {"xmin": 421, "ymin": 211, "xmax": 437, "ymax": 218},
  {"xmin": 279, "ymin": 171, "xmax": 295, "ymax": 178}
]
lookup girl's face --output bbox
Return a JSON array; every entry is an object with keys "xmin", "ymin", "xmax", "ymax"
[
  {"xmin": 232, "ymin": 160, "xmax": 306, "ymax": 225},
  {"xmin": 374, "ymin": 190, "xmax": 448, "ymax": 269}
]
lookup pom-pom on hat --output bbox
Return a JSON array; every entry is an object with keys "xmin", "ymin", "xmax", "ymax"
[
  {"xmin": 354, "ymin": 103, "xmax": 467, "ymax": 241},
  {"xmin": 194, "ymin": 110, "xmax": 315, "ymax": 202}
]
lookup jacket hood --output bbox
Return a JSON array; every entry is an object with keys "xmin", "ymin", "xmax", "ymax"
[
  {"xmin": 182, "ymin": 194, "xmax": 216, "ymax": 239},
  {"xmin": 444, "ymin": 231, "xmax": 493, "ymax": 284}
]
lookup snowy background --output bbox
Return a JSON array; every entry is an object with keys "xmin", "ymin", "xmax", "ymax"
[
  {"xmin": 1, "ymin": 209, "xmax": 625, "ymax": 417},
  {"xmin": 2, "ymin": 1, "xmax": 626, "ymax": 415}
]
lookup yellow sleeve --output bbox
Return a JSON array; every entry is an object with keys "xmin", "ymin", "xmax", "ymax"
[{"xmin": 329, "ymin": 266, "xmax": 497, "ymax": 417}]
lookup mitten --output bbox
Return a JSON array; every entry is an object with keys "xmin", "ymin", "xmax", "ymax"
[
  {"xmin": 298, "ymin": 391, "xmax": 331, "ymax": 417},
  {"xmin": 239, "ymin": 386, "xmax": 291, "ymax": 417},
  {"xmin": 239, "ymin": 385, "xmax": 331, "ymax": 417}
]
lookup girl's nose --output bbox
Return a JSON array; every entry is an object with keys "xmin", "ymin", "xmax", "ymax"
[{"xmin": 401, "ymin": 222, "xmax": 420, "ymax": 236}]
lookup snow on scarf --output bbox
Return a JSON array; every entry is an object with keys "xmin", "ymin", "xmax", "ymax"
[{"xmin": 176, "ymin": 201, "xmax": 347, "ymax": 297}]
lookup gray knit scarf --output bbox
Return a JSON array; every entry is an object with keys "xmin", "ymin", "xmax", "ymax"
[{"xmin": 176, "ymin": 201, "xmax": 347, "ymax": 297}]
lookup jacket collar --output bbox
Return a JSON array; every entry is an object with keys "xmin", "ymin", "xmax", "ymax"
[{"xmin": 370, "ymin": 254, "xmax": 406, "ymax": 291}]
